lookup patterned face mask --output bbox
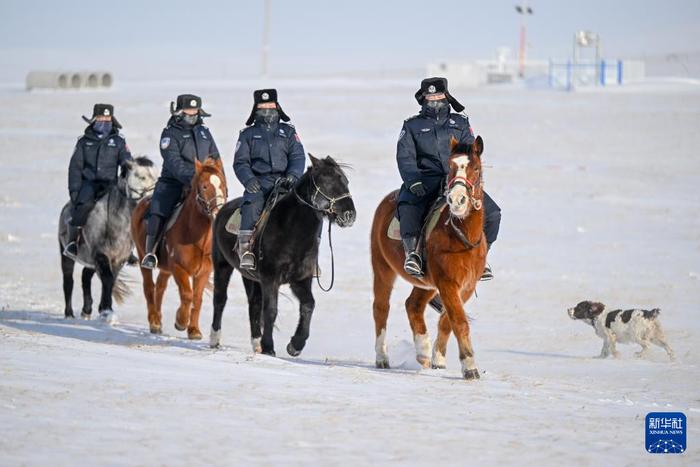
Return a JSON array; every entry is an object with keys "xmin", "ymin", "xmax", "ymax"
[
  {"xmin": 93, "ymin": 120, "xmax": 113, "ymax": 137},
  {"xmin": 255, "ymin": 108, "xmax": 279, "ymax": 125},
  {"xmin": 426, "ymin": 98, "xmax": 449, "ymax": 110},
  {"xmin": 181, "ymin": 113, "xmax": 199, "ymax": 126}
]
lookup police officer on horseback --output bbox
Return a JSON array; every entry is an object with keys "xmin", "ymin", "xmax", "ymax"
[
  {"xmin": 233, "ymin": 89, "xmax": 306, "ymax": 270},
  {"xmin": 396, "ymin": 77, "xmax": 501, "ymax": 278},
  {"xmin": 64, "ymin": 104, "xmax": 132, "ymax": 259},
  {"xmin": 141, "ymin": 94, "xmax": 220, "ymax": 269}
]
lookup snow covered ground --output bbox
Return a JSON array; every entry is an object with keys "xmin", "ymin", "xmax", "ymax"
[{"xmin": 1, "ymin": 79, "xmax": 699, "ymax": 465}]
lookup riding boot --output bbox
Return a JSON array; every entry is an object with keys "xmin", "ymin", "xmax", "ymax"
[
  {"xmin": 238, "ymin": 230, "xmax": 256, "ymax": 270},
  {"xmin": 402, "ymin": 236, "xmax": 423, "ymax": 276},
  {"xmin": 141, "ymin": 234, "xmax": 158, "ymax": 270},
  {"xmin": 63, "ymin": 225, "xmax": 81, "ymax": 259}
]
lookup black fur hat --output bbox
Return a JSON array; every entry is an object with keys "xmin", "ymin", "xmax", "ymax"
[
  {"xmin": 170, "ymin": 94, "xmax": 211, "ymax": 117},
  {"xmin": 82, "ymin": 103, "xmax": 121, "ymax": 128},
  {"xmin": 414, "ymin": 77, "xmax": 465, "ymax": 112},
  {"xmin": 245, "ymin": 89, "xmax": 290, "ymax": 126}
]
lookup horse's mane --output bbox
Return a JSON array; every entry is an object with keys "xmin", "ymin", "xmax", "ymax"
[
  {"xmin": 133, "ymin": 155, "xmax": 154, "ymax": 167},
  {"xmin": 452, "ymin": 143, "xmax": 472, "ymax": 156}
]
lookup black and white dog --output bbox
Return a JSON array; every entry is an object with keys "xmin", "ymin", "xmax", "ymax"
[{"xmin": 567, "ymin": 301, "xmax": 675, "ymax": 361}]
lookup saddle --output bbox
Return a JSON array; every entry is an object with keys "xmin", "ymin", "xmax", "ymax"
[
  {"xmin": 225, "ymin": 184, "xmax": 288, "ymax": 255},
  {"xmin": 387, "ymin": 196, "xmax": 447, "ymax": 245}
]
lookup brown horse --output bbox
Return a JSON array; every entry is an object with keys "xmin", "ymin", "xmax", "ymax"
[
  {"xmin": 131, "ymin": 157, "xmax": 227, "ymax": 339},
  {"xmin": 370, "ymin": 136, "xmax": 487, "ymax": 380}
]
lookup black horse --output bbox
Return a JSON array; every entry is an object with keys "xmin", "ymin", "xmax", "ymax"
[{"xmin": 210, "ymin": 155, "xmax": 356, "ymax": 356}]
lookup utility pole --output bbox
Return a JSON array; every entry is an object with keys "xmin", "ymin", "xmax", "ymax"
[
  {"xmin": 261, "ymin": 0, "xmax": 271, "ymax": 79},
  {"xmin": 515, "ymin": 2, "xmax": 533, "ymax": 78}
]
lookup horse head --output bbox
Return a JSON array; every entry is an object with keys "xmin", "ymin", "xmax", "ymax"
[
  {"xmin": 193, "ymin": 156, "xmax": 227, "ymax": 218},
  {"xmin": 305, "ymin": 154, "xmax": 356, "ymax": 228},
  {"xmin": 122, "ymin": 156, "xmax": 157, "ymax": 201},
  {"xmin": 445, "ymin": 135, "xmax": 484, "ymax": 219}
]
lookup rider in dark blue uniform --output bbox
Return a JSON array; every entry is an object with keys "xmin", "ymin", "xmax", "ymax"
[
  {"xmin": 64, "ymin": 104, "xmax": 132, "ymax": 259},
  {"xmin": 141, "ymin": 94, "xmax": 220, "ymax": 269},
  {"xmin": 396, "ymin": 77, "xmax": 501, "ymax": 278},
  {"xmin": 233, "ymin": 89, "xmax": 306, "ymax": 270}
]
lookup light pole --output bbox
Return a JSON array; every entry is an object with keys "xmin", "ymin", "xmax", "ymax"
[
  {"xmin": 515, "ymin": 2, "xmax": 533, "ymax": 78},
  {"xmin": 261, "ymin": 0, "xmax": 271, "ymax": 79}
]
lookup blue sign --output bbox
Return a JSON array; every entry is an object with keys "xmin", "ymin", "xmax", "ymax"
[{"xmin": 646, "ymin": 412, "xmax": 686, "ymax": 454}]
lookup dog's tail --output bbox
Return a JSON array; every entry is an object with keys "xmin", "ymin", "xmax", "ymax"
[{"xmin": 643, "ymin": 308, "xmax": 661, "ymax": 320}]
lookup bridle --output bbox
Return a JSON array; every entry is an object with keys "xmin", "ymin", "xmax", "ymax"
[
  {"xmin": 128, "ymin": 183, "xmax": 155, "ymax": 200},
  {"xmin": 294, "ymin": 174, "xmax": 352, "ymax": 216},
  {"xmin": 444, "ymin": 156, "xmax": 484, "ymax": 250},
  {"xmin": 293, "ymin": 173, "xmax": 353, "ymax": 292},
  {"xmin": 445, "ymin": 158, "xmax": 483, "ymax": 212}
]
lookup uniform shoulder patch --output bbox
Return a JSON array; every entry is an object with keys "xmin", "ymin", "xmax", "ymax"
[{"xmin": 160, "ymin": 137, "xmax": 171, "ymax": 150}]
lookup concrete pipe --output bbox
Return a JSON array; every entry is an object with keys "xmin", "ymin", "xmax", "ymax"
[{"xmin": 26, "ymin": 71, "xmax": 114, "ymax": 90}]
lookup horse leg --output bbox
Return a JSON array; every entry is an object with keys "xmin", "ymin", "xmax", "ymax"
[
  {"xmin": 95, "ymin": 253, "xmax": 117, "ymax": 323},
  {"xmin": 439, "ymin": 282, "xmax": 479, "ymax": 380},
  {"xmin": 432, "ymin": 312, "xmax": 451, "ymax": 369},
  {"xmin": 60, "ymin": 243, "xmax": 75, "ymax": 318},
  {"xmin": 243, "ymin": 277, "xmax": 263, "ymax": 353},
  {"xmin": 372, "ymin": 253, "xmax": 396, "ymax": 369},
  {"xmin": 151, "ymin": 271, "xmax": 170, "ymax": 334},
  {"xmin": 405, "ymin": 287, "xmax": 436, "ymax": 368},
  {"xmin": 260, "ymin": 280, "xmax": 281, "ymax": 356},
  {"xmin": 287, "ymin": 277, "xmax": 315, "ymax": 357},
  {"xmin": 188, "ymin": 263, "xmax": 211, "ymax": 340},
  {"xmin": 80, "ymin": 268, "xmax": 95, "ymax": 318},
  {"xmin": 210, "ymin": 256, "xmax": 234, "ymax": 348},
  {"xmin": 432, "ymin": 288, "xmax": 470, "ymax": 369},
  {"xmin": 172, "ymin": 265, "xmax": 194, "ymax": 334}
]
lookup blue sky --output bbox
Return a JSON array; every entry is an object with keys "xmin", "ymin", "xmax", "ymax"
[{"xmin": 1, "ymin": 0, "xmax": 698, "ymax": 80}]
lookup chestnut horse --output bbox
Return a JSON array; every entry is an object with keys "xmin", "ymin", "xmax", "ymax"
[
  {"xmin": 131, "ymin": 157, "xmax": 227, "ymax": 339},
  {"xmin": 370, "ymin": 136, "xmax": 487, "ymax": 380}
]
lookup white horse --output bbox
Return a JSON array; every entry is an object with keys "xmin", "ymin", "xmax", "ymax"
[{"xmin": 58, "ymin": 156, "xmax": 157, "ymax": 322}]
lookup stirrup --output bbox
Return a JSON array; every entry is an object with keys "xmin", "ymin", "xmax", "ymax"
[
  {"xmin": 480, "ymin": 264, "xmax": 493, "ymax": 281},
  {"xmin": 404, "ymin": 253, "xmax": 423, "ymax": 277},
  {"xmin": 141, "ymin": 253, "xmax": 158, "ymax": 270},
  {"xmin": 63, "ymin": 242, "xmax": 78, "ymax": 260},
  {"xmin": 240, "ymin": 251, "xmax": 256, "ymax": 270}
]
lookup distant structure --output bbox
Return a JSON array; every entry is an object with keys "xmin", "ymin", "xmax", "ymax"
[
  {"xmin": 26, "ymin": 71, "xmax": 113, "ymax": 91},
  {"xmin": 548, "ymin": 31, "xmax": 645, "ymax": 90}
]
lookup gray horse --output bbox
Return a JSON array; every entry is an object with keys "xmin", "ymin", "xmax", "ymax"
[{"xmin": 58, "ymin": 156, "xmax": 157, "ymax": 322}]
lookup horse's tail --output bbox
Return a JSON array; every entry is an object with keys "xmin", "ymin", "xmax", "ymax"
[{"xmin": 112, "ymin": 271, "xmax": 133, "ymax": 304}]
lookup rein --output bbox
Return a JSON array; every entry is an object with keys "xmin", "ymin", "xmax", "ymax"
[{"xmin": 293, "ymin": 175, "xmax": 352, "ymax": 292}]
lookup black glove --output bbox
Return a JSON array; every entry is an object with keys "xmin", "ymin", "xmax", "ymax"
[
  {"xmin": 70, "ymin": 191, "xmax": 78, "ymax": 203},
  {"xmin": 245, "ymin": 178, "xmax": 262, "ymax": 194},
  {"xmin": 409, "ymin": 182, "xmax": 426, "ymax": 197},
  {"xmin": 281, "ymin": 174, "xmax": 298, "ymax": 189}
]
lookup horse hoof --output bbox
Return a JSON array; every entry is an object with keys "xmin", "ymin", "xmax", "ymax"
[
  {"xmin": 174, "ymin": 322, "xmax": 187, "ymax": 332},
  {"xmin": 251, "ymin": 337, "xmax": 262, "ymax": 354},
  {"xmin": 188, "ymin": 330, "xmax": 203, "ymax": 340},
  {"xmin": 80, "ymin": 311, "xmax": 91, "ymax": 320},
  {"xmin": 287, "ymin": 342, "xmax": 301, "ymax": 357},
  {"xmin": 64, "ymin": 312, "xmax": 75, "ymax": 319},
  {"xmin": 261, "ymin": 348, "xmax": 276, "ymax": 357},
  {"xmin": 416, "ymin": 356, "xmax": 431, "ymax": 368},
  {"xmin": 463, "ymin": 368, "xmax": 480, "ymax": 380},
  {"xmin": 431, "ymin": 363, "xmax": 446, "ymax": 370},
  {"xmin": 100, "ymin": 310, "xmax": 117, "ymax": 325},
  {"xmin": 376, "ymin": 360, "xmax": 390, "ymax": 369},
  {"xmin": 150, "ymin": 325, "xmax": 162, "ymax": 334}
]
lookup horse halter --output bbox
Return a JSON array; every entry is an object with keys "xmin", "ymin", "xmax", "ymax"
[
  {"xmin": 446, "ymin": 163, "xmax": 483, "ymax": 211},
  {"xmin": 295, "ymin": 175, "xmax": 352, "ymax": 216},
  {"xmin": 128, "ymin": 183, "xmax": 155, "ymax": 200}
]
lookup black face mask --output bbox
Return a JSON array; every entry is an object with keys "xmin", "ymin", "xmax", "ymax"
[
  {"xmin": 180, "ymin": 113, "xmax": 199, "ymax": 126},
  {"xmin": 255, "ymin": 108, "xmax": 279, "ymax": 125}
]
